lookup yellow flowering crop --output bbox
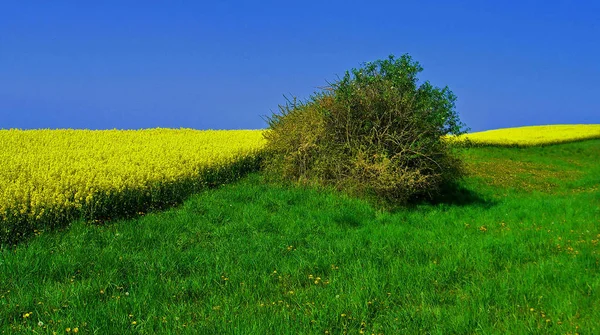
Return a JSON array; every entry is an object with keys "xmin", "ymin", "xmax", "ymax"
[
  {"xmin": 0, "ymin": 128, "xmax": 265, "ymax": 244},
  {"xmin": 455, "ymin": 124, "xmax": 600, "ymax": 147}
]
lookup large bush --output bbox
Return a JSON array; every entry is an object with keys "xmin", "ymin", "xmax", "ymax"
[{"xmin": 263, "ymin": 54, "xmax": 467, "ymax": 204}]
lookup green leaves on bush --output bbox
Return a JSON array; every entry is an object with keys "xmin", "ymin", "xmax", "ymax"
[{"xmin": 263, "ymin": 54, "xmax": 468, "ymax": 205}]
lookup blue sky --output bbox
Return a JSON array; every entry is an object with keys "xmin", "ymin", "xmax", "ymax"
[{"xmin": 1, "ymin": 0, "xmax": 598, "ymax": 132}]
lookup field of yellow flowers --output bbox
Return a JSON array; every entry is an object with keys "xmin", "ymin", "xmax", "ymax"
[
  {"xmin": 0, "ymin": 128, "xmax": 265, "ymax": 244},
  {"xmin": 457, "ymin": 124, "xmax": 600, "ymax": 146}
]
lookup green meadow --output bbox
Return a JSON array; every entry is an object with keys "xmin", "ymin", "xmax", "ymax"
[{"xmin": 1, "ymin": 139, "xmax": 599, "ymax": 334}]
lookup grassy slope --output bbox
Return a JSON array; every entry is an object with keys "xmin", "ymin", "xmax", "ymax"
[{"xmin": 1, "ymin": 140, "xmax": 599, "ymax": 334}]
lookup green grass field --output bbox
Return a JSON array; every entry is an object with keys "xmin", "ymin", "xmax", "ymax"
[{"xmin": 1, "ymin": 139, "xmax": 599, "ymax": 334}]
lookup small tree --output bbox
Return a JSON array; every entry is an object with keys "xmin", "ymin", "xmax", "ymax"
[{"xmin": 263, "ymin": 54, "xmax": 467, "ymax": 204}]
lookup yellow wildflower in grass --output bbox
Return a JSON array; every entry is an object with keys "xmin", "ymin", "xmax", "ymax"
[
  {"xmin": 454, "ymin": 124, "xmax": 600, "ymax": 147},
  {"xmin": 0, "ymin": 128, "xmax": 266, "ymax": 243}
]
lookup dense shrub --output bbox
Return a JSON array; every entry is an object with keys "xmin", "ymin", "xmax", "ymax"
[{"xmin": 263, "ymin": 54, "xmax": 468, "ymax": 204}]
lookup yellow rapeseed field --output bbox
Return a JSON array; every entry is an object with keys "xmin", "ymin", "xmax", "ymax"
[
  {"xmin": 457, "ymin": 124, "xmax": 600, "ymax": 146},
  {"xmin": 0, "ymin": 128, "xmax": 265, "ymax": 243}
]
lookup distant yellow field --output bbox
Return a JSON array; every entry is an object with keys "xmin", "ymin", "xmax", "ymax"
[
  {"xmin": 457, "ymin": 124, "xmax": 600, "ymax": 146},
  {"xmin": 0, "ymin": 128, "xmax": 265, "ymax": 242}
]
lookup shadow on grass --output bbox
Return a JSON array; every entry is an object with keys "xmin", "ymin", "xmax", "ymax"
[
  {"xmin": 425, "ymin": 184, "xmax": 495, "ymax": 207},
  {"xmin": 386, "ymin": 183, "xmax": 497, "ymax": 213}
]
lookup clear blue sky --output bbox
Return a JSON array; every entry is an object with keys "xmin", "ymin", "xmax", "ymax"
[{"xmin": 1, "ymin": 0, "xmax": 598, "ymax": 132}]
